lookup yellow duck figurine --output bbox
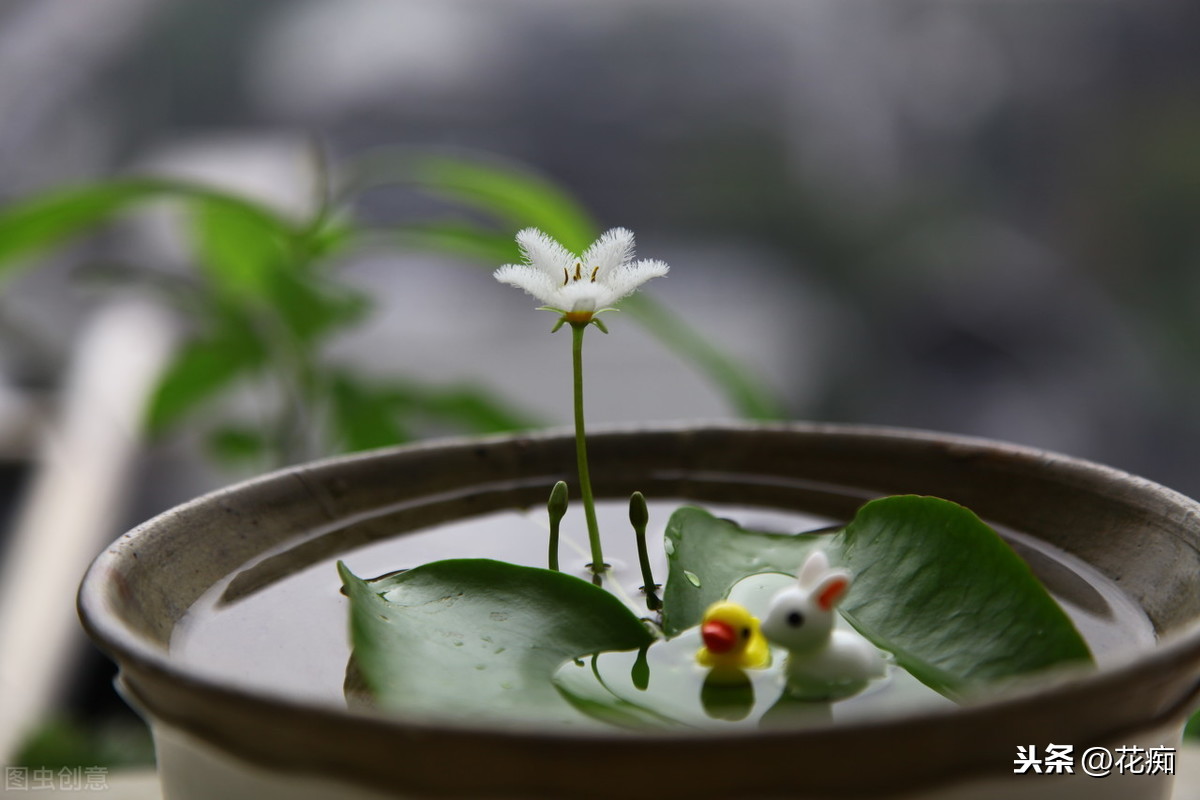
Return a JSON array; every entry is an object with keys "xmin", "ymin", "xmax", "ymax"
[{"xmin": 696, "ymin": 600, "xmax": 771, "ymax": 681}]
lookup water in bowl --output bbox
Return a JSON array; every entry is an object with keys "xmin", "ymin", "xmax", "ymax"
[{"xmin": 171, "ymin": 499, "xmax": 1154, "ymax": 731}]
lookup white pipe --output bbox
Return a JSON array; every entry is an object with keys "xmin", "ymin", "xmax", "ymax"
[{"xmin": 0, "ymin": 300, "xmax": 176, "ymax": 762}]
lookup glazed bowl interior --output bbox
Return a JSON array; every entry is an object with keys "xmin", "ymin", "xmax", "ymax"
[{"xmin": 78, "ymin": 423, "xmax": 1200, "ymax": 798}]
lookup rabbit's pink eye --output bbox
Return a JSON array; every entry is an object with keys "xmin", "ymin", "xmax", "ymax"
[{"xmin": 788, "ymin": 611, "xmax": 804, "ymax": 627}]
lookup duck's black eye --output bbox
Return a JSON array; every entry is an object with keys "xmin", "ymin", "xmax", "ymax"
[
  {"xmin": 742, "ymin": 627, "xmax": 751, "ymax": 639},
  {"xmin": 787, "ymin": 611, "xmax": 804, "ymax": 628}
]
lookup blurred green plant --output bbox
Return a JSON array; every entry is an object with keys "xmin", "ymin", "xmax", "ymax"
[
  {"xmin": 12, "ymin": 715, "xmax": 155, "ymax": 771},
  {"xmin": 0, "ymin": 150, "xmax": 782, "ymax": 467}
]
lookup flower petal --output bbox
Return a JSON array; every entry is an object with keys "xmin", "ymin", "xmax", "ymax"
[
  {"xmin": 493, "ymin": 264, "xmax": 561, "ymax": 306},
  {"xmin": 601, "ymin": 258, "xmax": 670, "ymax": 303},
  {"xmin": 494, "ymin": 227, "xmax": 669, "ymax": 319},
  {"xmin": 558, "ymin": 281, "xmax": 605, "ymax": 312},
  {"xmin": 581, "ymin": 227, "xmax": 635, "ymax": 272},
  {"xmin": 516, "ymin": 228, "xmax": 576, "ymax": 280}
]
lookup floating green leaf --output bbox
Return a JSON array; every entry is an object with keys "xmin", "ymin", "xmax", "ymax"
[
  {"xmin": 339, "ymin": 559, "xmax": 655, "ymax": 728},
  {"xmin": 661, "ymin": 506, "xmax": 825, "ymax": 636},
  {"xmin": 661, "ymin": 498, "xmax": 1093, "ymax": 694},
  {"xmin": 836, "ymin": 495, "xmax": 1093, "ymax": 695}
]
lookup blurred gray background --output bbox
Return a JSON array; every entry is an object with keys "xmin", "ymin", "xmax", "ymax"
[
  {"xmin": 1, "ymin": 0, "xmax": 1199, "ymax": 771},
  {"xmin": 3, "ymin": 0, "xmax": 1198, "ymax": 487}
]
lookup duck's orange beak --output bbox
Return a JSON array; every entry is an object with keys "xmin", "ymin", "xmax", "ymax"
[{"xmin": 702, "ymin": 620, "xmax": 736, "ymax": 653}]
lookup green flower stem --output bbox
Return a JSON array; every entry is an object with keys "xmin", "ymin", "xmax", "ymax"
[{"xmin": 570, "ymin": 321, "xmax": 604, "ymax": 583}]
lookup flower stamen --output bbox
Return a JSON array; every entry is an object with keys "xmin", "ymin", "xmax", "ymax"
[
  {"xmin": 562, "ymin": 267, "xmax": 569, "ymax": 286},
  {"xmin": 574, "ymin": 261, "xmax": 582, "ymax": 281},
  {"xmin": 590, "ymin": 266, "xmax": 599, "ymax": 283}
]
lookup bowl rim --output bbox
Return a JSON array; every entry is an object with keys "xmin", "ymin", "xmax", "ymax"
[{"xmin": 77, "ymin": 421, "xmax": 1200, "ymax": 797}]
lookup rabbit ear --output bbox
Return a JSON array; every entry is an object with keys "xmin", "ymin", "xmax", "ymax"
[
  {"xmin": 814, "ymin": 570, "xmax": 852, "ymax": 611},
  {"xmin": 797, "ymin": 550, "xmax": 830, "ymax": 587}
]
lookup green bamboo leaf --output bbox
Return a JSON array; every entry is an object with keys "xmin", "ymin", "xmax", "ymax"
[
  {"xmin": 329, "ymin": 374, "xmax": 534, "ymax": 452},
  {"xmin": 144, "ymin": 317, "xmax": 266, "ymax": 436},
  {"xmin": 349, "ymin": 153, "xmax": 596, "ymax": 253},
  {"xmin": 621, "ymin": 293, "xmax": 786, "ymax": 420},
  {"xmin": 190, "ymin": 199, "xmax": 289, "ymax": 299},
  {"xmin": 339, "ymin": 559, "xmax": 655, "ymax": 727},
  {"xmin": 267, "ymin": 270, "xmax": 370, "ymax": 344},
  {"xmin": 189, "ymin": 197, "xmax": 366, "ymax": 347},
  {"xmin": 0, "ymin": 178, "xmax": 300, "ymax": 278},
  {"xmin": 329, "ymin": 376, "xmax": 410, "ymax": 452},
  {"xmin": 0, "ymin": 182, "xmax": 164, "ymax": 270},
  {"xmin": 390, "ymin": 221, "xmax": 522, "ymax": 264},
  {"xmin": 396, "ymin": 383, "xmax": 536, "ymax": 434},
  {"xmin": 299, "ymin": 219, "xmax": 356, "ymax": 261},
  {"xmin": 205, "ymin": 425, "xmax": 270, "ymax": 465}
]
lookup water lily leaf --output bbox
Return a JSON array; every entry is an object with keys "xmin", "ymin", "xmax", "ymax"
[
  {"xmin": 338, "ymin": 559, "xmax": 655, "ymax": 728},
  {"xmin": 661, "ymin": 507, "xmax": 826, "ymax": 636},
  {"xmin": 661, "ymin": 497, "xmax": 1093, "ymax": 695},
  {"xmin": 836, "ymin": 495, "xmax": 1093, "ymax": 695}
]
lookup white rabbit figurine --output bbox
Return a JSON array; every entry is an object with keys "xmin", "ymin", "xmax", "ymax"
[{"xmin": 760, "ymin": 550, "xmax": 886, "ymax": 700}]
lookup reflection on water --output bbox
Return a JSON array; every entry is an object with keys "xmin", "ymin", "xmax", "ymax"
[{"xmin": 552, "ymin": 608, "xmax": 953, "ymax": 734}]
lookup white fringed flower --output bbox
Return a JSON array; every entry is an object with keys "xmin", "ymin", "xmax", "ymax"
[{"xmin": 494, "ymin": 227, "xmax": 669, "ymax": 326}]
